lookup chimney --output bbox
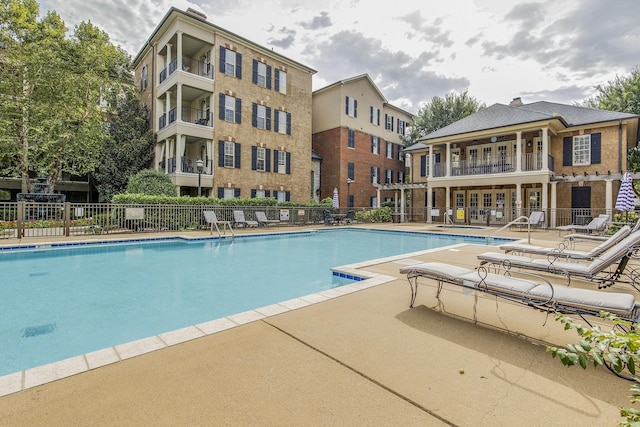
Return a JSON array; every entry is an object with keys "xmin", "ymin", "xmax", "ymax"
[
  {"xmin": 509, "ymin": 97, "xmax": 523, "ymax": 107},
  {"xmin": 186, "ymin": 8, "xmax": 207, "ymax": 20}
]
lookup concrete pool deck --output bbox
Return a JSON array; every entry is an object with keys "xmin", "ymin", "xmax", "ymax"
[{"xmin": 0, "ymin": 223, "xmax": 635, "ymax": 426}]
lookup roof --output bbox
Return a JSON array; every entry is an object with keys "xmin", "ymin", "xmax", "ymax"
[
  {"xmin": 133, "ymin": 8, "xmax": 316, "ymax": 74},
  {"xmin": 416, "ymin": 101, "xmax": 638, "ymax": 143},
  {"xmin": 311, "ymin": 150, "xmax": 323, "ymax": 160}
]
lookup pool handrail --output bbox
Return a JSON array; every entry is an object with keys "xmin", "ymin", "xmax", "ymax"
[{"xmin": 487, "ymin": 215, "xmax": 532, "ymax": 244}]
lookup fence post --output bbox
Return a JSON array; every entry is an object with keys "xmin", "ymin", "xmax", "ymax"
[
  {"xmin": 64, "ymin": 202, "xmax": 71, "ymax": 236},
  {"xmin": 17, "ymin": 201, "xmax": 24, "ymax": 238}
]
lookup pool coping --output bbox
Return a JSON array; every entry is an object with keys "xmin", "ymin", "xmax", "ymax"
[{"xmin": 0, "ymin": 231, "xmax": 508, "ymax": 397}]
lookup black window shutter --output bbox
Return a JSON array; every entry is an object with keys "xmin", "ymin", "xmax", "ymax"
[
  {"xmin": 266, "ymin": 66, "xmax": 272, "ymax": 89},
  {"xmin": 234, "ymin": 143, "xmax": 241, "ymax": 168},
  {"xmin": 266, "ymin": 107, "xmax": 271, "ymax": 131},
  {"xmin": 591, "ymin": 133, "xmax": 601, "ymax": 164},
  {"xmin": 563, "ymin": 136, "xmax": 572, "ymax": 166},
  {"xmin": 235, "ymin": 98, "xmax": 242, "ymax": 123},
  {"xmin": 371, "ymin": 135, "xmax": 374, "ymax": 153},
  {"xmin": 354, "ymin": 99, "xmax": 357, "ymax": 117},
  {"xmin": 384, "ymin": 113, "xmax": 388, "ymax": 129},
  {"xmin": 273, "ymin": 150, "xmax": 279, "ymax": 173},
  {"xmin": 265, "ymin": 149, "xmax": 271, "ymax": 171},
  {"xmin": 252, "ymin": 103, "xmax": 257, "ymax": 127},
  {"xmin": 274, "ymin": 69, "xmax": 280, "ymax": 92},
  {"xmin": 251, "ymin": 189, "xmax": 257, "ymax": 198},
  {"xmin": 236, "ymin": 53, "xmax": 242, "ymax": 78},
  {"xmin": 217, "ymin": 187, "xmax": 224, "ymax": 198},
  {"xmin": 218, "ymin": 93, "xmax": 225, "ymax": 120},
  {"xmin": 219, "ymin": 46, "xmax": 225, "ymax": 73},
  {"xmin": 435, "ymin": 153, "xmax": 441, "ymax": 163},
  {"xmin": 285, "ymin": 191, "xmax": 290, "ymax": 202},
  {"xmin": 377, "ymin": 113, "xmax": 380, "ymax": 126},
  {"xmin": 286, "ymin": 112, "xmax": 291, "ymax": 135},
  {"xmin": 370, "ymin": 106, "xmax": 373, "ymax": 123},
  {"xmin": 420, "ymin": 155, "xmax": 426, "ymax": 176},
  {"xmin": 265, "ymin": 190, "xmax": 271, "ymax": 197},
  {"xmin": 252, "ymin": 60, "xmax": 258, "ymax": 84},
  {"xmin": 376, "ymin": 167, "xmax": 380, "ymax": 183},
  {"xmin": 251, "ymin": 146, "xmax": 257, "ymax": 170},
  {"xmin": 234, "ymin": 188, "xmax": 241, "ymax": 198},
  {"xmin": 370, "ymin": 166, "xmax": 374, "ymax": 183},
  {"xmin": 391, "ymin": 116, "xmax": 394, "ymax": 131},
  {"xmin": 274, "ymin": 111, "xmax": 279, "ymax": 133},
  {"xmin": 345, "ymin": 96, "xmax": 349, "ymax": 114},
  {"xmin": 218, "ymin": 141, "xmax": 225, "ymax": 167},
  {"xmin": 286, "ymin": 152, "xmax": 291, "ymax": 174}
]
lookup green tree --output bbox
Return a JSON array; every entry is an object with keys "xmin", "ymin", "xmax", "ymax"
[
  {"xmin": 402, "ymin": 90, "xmax": 485, "ymax": 146},
  {"xmin": 0, "ymin": 0, "xmax": 131, "ymax": 192},
  {"xmin": 581, "ymin": 66, "xmax": 640, "ymax": 115},
  {"xmin": 126, "ymin": 169, "xmax": 176, "ymax": 196},
  {"xmin": 92, "ymin": 92, "xmax": 156, "ymax": 202}
]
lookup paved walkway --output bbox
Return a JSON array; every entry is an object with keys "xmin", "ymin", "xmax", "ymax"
[{"xmin": 0, "ymin": 223, "xmax": 633, "ymax": 426}]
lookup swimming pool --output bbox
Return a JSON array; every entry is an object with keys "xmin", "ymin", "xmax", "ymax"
[{"xmin": 0, "ymin": 228, "xmax": 505, "ymax": 376}]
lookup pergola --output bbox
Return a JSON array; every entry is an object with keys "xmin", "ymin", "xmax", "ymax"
[{"xmin": 373, "ymin": 182, "xmax": 428, "ymax": 222}]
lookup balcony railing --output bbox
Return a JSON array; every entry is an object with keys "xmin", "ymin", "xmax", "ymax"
[
  {"xmin": 159, "ymin": 157, "xmax": 212, "ymax": 175},
  {"xmin": 431, "ymin": 153, "xmax": 554, "ymax": 177},
  {"xmin": 159, "ymin": 108, "xmax": 212, "ymax": 129},
  {"xmin": 159, "ymin": 56, "xmax": 214, "ymax": 83}
]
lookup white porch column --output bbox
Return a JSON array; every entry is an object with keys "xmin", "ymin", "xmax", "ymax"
[
  {"xmin": 541, "ymin": 182, "xmax": 548, "ymax": 227},
  {"xmin": 166, "ymin": 43, "xmax": 172, "ymax": 70},
  {"xmin": 515, "ymin": 131, "xmax": 522, "ymax": 172},
  {"xmin": 605, "ymin": 179, "xmax": 614, "ymax": 216},
  {"xmin": 516, "ymin": 183, "xmax": 522, "ymax": 218},
  {"xmin": 550, "ymin": 181, "xmax": 558, "ymax": 228},
  {"xmin": 168, "ymin": 138, "xmax": 175, "ymax": 173},
  {"xmin": 445, "ymin": 186, "xmax": 451, "ymax": 221},
  {"xmin": 428, "ymin": 145, "xmax": 433, "ymax": 179},
  {"xmin": 541, "ymin": 127, "xmax": 549, "ymax": 171},
  {"xmin": 376, "ymin": 187, "xmax": 381, "ymax": 208},
  {"xmin": 165, "ymin": 90, "xmax": 171, "ymax": 124},
  {"xmin": 426, "ymin": 184, "xmax": 433, "ymax": 223},
  {"xmin": 176, "ymin": 31, "xmax": 183, "ymax": 71},
  {"xmin": 176, "ymin": 83, "xmax": 183, "ymax": 122},
  {"xmin": 206, "ymin": 140, "xmax": 213, "ymax": 176},
  {"xmin": 400, "ymin": 188, "xmax": 406, "ymax": 222},
  {"xmin": 446, "ymin": 142, "xmax": 451, "ymax": 177},
  {"xmin": 176, "ymin": 134, "xmax": 184, "ymax": 173}
]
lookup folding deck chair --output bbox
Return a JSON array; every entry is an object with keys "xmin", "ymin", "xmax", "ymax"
[{"xmin": 202, "ymin": 211, "xmax": 234, "ymax": 237}]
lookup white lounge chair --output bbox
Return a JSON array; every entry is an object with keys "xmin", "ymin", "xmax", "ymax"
[
  {"xmin": 477, "ymin": 230, "xmax": 640, "ymax": 289},
  {"xmin": 556, "ymin": 214, "xmax": 610, "ymax": 235},
  {"xmin": 203, "ymin": 211, "xmax": 234, "ymax": 237},
  {"xmin": 499, "ymin": 225, "xmax": 631, "ymax": 260},
  {"xmin": 233, "ymin": 210, "xmax": 258, "ymax": 228},
  {"xmin": 255, "ymin": 211, "xmax": 280, "ymax": 227}
]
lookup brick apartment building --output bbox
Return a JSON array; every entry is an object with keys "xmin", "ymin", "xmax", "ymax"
[{"xmin": 133, "ymin": 8, "xmax": 316, "ymax": 202}]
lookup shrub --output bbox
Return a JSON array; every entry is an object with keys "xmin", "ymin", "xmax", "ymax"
[
  {"xmin": 126, "ymin": 169, "xmax": 176, "ymax": 196},
  {"xmin": 609, "ymin": 212, "xmax": 639, "ymax": 234},
  {"xmin": 354, "ymin": 207, "xmax": 392, "ymax": 223}
]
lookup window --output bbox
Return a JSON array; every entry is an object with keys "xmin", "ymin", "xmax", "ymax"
[
  {"xmin": 256, "ymin": 147, "xmax": 266, "ymax": 171},
  {"xmin": 252, "ymin": 103, "xmax": 270, "ymax": 130},
  {"xmin": 220, "ymin": 47, "xmax": 242, "ymax": 78},
  {"xmin": 254, "ymin": 189, "xmax": 266, "ymax": 198},
  {"xmin": 252, "ymin": 60, "xmax": 271, "ymax": 89},
  {"xmin": 277, "ymin": 151, "xmax": 285, "ymax": 174},
  {"xmin": 386, "ymin": 141, "xmax": 393, "ymax": 159},
  {"xmin": 223, "ymin": 188, "xmax": 235, "ymax": 199},
  {"xmin": 370, "ymin": 196, "xmax": 378, "ymax": 208},
  {"xmin": 370, "ymin": 166, "xmax": 380, "ymax": 184},
  {"xmin": 370, "ymin": 107, "xmax": 380, "ymax": 125},
  {"xmin": 219, "ymin": 94, "xmax": 242, "ymax": 123},
  {"xmin": 345, "ymin": 96, "xmax": 357, "ymax": 117},
  {"xmin": 371, "ymin": 136, "xmax": 379, "ymax": 154},
  {"xmin": 469, "ymin": 148, "xmax": 478, "ymax": 167},
  {"xmin": 385, "ymin": 169, "xmax": 392, "ymax": 184},
  {"xmin": 573, "ymin": 135, "xmax": 590, "ymax": 166},
  {"xmin": 274, "ymin": 110, "xmax": 291, "ymax": 135},
  {"xmin": 348, "ymin": 162, "xmax": 354, "ymax": 180},
  {"xmin": 224, "ymin": 142, "xmax": 235, "ymax": 168},
  {"xmin": 273, "ymin": 150, "xmax": 291, "ymax": 174},
  {"xmin": 140, "ymin": 64, "xmax": 148, "ymax": 91},
  {"xmin": 385, "ymin": 114, "xmax": 394, "ymax": 131},
  {"xmin": 397, "ymin": 119, "xmax": 405, "ymax": 135},
  {"xmin": 275, "ymin": 69, "xmax": 287, "ymax": 94},
  {"xmin": 397, "ymin": 171, "xmax": 404, "ymax": 183},
  {"xmin": 348, "ymin": 129, "xmax": 355, "ymax": 148}
]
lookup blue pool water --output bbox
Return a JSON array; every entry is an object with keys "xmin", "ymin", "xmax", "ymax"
[{"xmin": 0, "ymin": 229, "xmax": 504, "ymax": 376}]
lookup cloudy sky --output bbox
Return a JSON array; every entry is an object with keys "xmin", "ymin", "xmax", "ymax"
[{"xmin": 38, "ymin": 0, "xmax": 640, "ymax": 113}]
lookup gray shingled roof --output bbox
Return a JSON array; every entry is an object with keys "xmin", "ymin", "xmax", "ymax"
[{"xmin": 414, "ymin": 101, "xmax": 638, "ymax": 144}]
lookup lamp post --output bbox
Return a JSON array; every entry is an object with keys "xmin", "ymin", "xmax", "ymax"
[
  {"xmin": 346, "ymin": 178, "xmax": 353, "ymax": 211},
  {"xmin": 196, "ymin": 158, "xmax": 204, "ymax": 197}
]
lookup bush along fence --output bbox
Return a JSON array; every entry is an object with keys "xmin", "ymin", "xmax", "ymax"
[{"xmin": 0, "ymin": 196, "xmax": 393, "ymax": 239}]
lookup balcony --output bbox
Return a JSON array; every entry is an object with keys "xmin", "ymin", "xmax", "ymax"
[
  {"xmin": 159, "ymin": 157, "xmax": 213, "ymax": 175},
  {"xmin": 158, "ymin": 107, "xmax": 212, "ymax": 130},
  {"xmin": 431, "ymin": 153, "xmax": 554, "ymax": 177},
  {"xmin": 159, "ymin": 56, "xmax": 214, "ymax": 84}
]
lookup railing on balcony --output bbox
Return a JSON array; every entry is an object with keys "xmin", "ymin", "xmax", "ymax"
[
  {"xmin": 159, "ymin": 114, "xmax": 167, "ymax": 129},
  {"xmin": 431, "ymin": 153, "xmax": 555, "ymax": 177},
  {"xmin": 159, "ymin": 56, "xmax": 214, "ymax": 83},
  {"xmin": 180, "ymin": 157, "xmax": 212, "ymax": 175},
  {"xmin": 168, "ymin": 107, "xmax": 177, "ymax": 125},
  {"xmin": 181, "ymin": 107, "xmax": 212, "ymax": 126}
]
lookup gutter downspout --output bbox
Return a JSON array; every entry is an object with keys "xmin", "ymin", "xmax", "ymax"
[{"xmin": 618, "ymin": 119, "xmax": 623, "ymax": 172}]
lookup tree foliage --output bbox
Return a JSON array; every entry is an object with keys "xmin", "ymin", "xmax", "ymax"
[
  {"xmin": 581, "ymin": 66, "xmax": 640, "ymax": 115},
  {"xmin": 126, "ymin": 169, "xmax": 176, "ymax": 197},
  {"xmin": 92, "ymin": 92, "xmax": 155, "ymax": 202},
  {"xmin": 0, "ymin": 0, "xmax": 131, "ymax": 192},
  {"xmin": 402, "ymin": 90, "xmax": 485, "ymax": 146}
]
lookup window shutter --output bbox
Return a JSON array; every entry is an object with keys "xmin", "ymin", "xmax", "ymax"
[
  {"xmin": 217, "ymin": 187, "xmax": 224, "ymax": 198},
  {"xmin": 391, "ymin": 116, "xmax": 394, "ymax": 131},
  {"xmin": 274, "ymin": 69, "xmax": 280, "ymax": 92},
  {"xmin": 266, "ymin": 107, "xmax": 271, "ymax": 131},
  {"xmin": 345, "ymin": 96, "xmax": 349, "ymax": 115},
  {"xmin": 218, "ymin": 93, "xmax": 225, "ymax": 120},
  {"xmin": 234, "ymin": 188, "xmax": 241, "ymax": 198},
  {"xmin": 218, "ymin": 141, "xmax": 225, "ymax": 167},
  {"xmin": 234, "ymin": 143, "xmax": 241, "ymax": 168},
  {"xmin": 420, "ymin": 155, "xmax": 426, "ymax": 176},
  {"xmin": 235, "ymin": 53, "xmax": 242, "ymax": 78},
  {"xmin": 252, "ymin": 60, "xmax": 258, "ymax": 84},
  {"xmin": 273, "ymin": 150, "xmax": 279, "ymax": 173},
  {"xmin": 286, "ymin": 152, "xmax": 291, "ymax": 174},
  {"xmin": 377, "ymin": 113, "xmax": 380, "ymax": 126},
  {"xmin": 252, "ymin": 103, "xmax": 257, "ymax": 127},
  {"xmin": 563, "ymin": 136, "xmax": 572, "ymax": 166},
  {"xmin": 384, "ymin": 113, "xmax": 388, "ymax": 129},
  {"xmin": 370, "ymin": 166, "xmax": 375, "ymax": 183},
  {"xmin": 251, "ymin": 189, "xmax": 257, "ymax": 198},
  {"xmin": 285, "ymin": 191, "xmax": 290, "ymax": 202},
  {"xmin": 251, "ymin": 146, "xmax": 257, "ymax": 170},
  {"xmin": 354, "ymin": 99, "xmax": 357, "ymax": 117},
  {"xmin": 370, "ymin": 106, "xmax": 373, "ymax": 123},
  {"xmin": 265, "ymin": 190, "xmax": 271, "ymax": 197},
  {"xmin": 219, "ymin": 46, "xmax": 225, "ymax": 73},
  {"xmin": 274, "ymin": 111, "xmax": 279, "ymax": 133},
  {"xmin": 377, "ymin": 167, "xmax": 380, "ymax": 184},
  {"xmin": 348, "ymin": 162, "xmax": 354, "ymax": 180},
  {"xmin": 235, "ymin": 98, "xmax": 242, "ymax": 123},
  {"xmin": 286, "ymin": 112, "xmax": 291, "ymax": 135},
  {"xmin": 266, "ymin": 66, "xmax": 272, "ymax": 89},
  {"xmin": 265, "ymin": 149, "xmax": 271, "ymax": 172},
  {"xmin": 435, "ymin": 153, "xmax": 441, "ymax": 163},
  {"xmin": 371, "ymin": 135, "xmax": 375, "ymax": 153},
  {"xmin": 590, "ymin": 133, "xmax": 601, "ymax": 164}
]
